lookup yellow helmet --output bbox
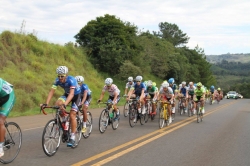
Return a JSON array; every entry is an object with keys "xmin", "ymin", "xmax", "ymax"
[
  {"xmin": 152, "ymin": 82, "xmax": 156, "ymax": 87},
  {"xmin": 218, "ymin": 88, "xmax": 221, "ymax": 91}
]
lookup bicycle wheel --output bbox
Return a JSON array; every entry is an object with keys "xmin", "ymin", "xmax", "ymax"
[
  {"xmin": 82, "ymin": 111, "xmax": 93, "ymax": 139},
  {"xmin": 123, "ymin": 102, "xmax": 129, "ymax": 117},
  {"xmin": 70, "ymin": 116, "xmax": 82, "ymax": 148},
  {"xmin": 0, "ymin": 122, "xmax": 22, "ymax": 164},
  {"xmin": 144, "ymin": 103, "xmax": 150, "ymax": 123},
  {"xmin": 196, "ymin": 104, "xmax": 201, "ymax": 123},
  {"xmin": 112, "ymin": 109, "xmax": 120, "ymax": 130},
  {"xmin": 188, "ymin": 102, "xmax": 192, "ymax": 117},
  {"xmin": 210, "ymin": 97, "xmax": 212, "ymax": 105},
  {"xmin": 42, "ymin": 119, "xmax": 61, "ymax": 157},
  {"xmin": 159, "ymin": 107, "xmax": 165, "ymax": 129},
  {"xmin": 99, "ymin": 109, "xmax": 109, "ymax": 133},
  {"xmin": 129, "ymin": 104, "xmax": 137, "ymax": 128}
]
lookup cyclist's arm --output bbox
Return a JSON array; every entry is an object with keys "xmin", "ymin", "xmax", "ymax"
[
  {"xmin": 140, "ymin": 89, "xmax": 145, "ymax": 101},
  {"xmin": 124, "ymin": 88, "xmax": 128, "ymax": 96},
  {"xmin": 64, "ymin": 88, "xmax": 75, "ymax": 105},
  {"xmin": 80, "ymin": 90, "xmax": 88, "ymax": 105},
  {"xmin": 45, "ymin": 88, "xmax": 55, "ymax": 105}
]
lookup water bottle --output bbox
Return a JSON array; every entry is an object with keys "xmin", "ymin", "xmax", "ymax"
[
  {"xmin": 109, "ymin": 112, "xmax": 114, "ymax": 119},
  {"xmin": 64, "ymin": 117, "xmax": 69, "ymax": 131}
]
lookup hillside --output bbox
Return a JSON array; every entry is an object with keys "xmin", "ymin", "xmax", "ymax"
[
  {"xmin": 206, "ymin": 53, "xmax": 250, "ymax": 64},
  {"xmin": 0, "ymin": 31, "xmax": 128, "ymax": 117}
]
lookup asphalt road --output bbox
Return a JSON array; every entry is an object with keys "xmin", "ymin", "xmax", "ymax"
[{"xmin": 5, "ymin": 99, "xmax": 250, "ymax": 166}]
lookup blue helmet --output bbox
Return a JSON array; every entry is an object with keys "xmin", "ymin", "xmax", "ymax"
[
  {"xmin": 168, "ymin": 78, "xmax": 175, "ymax": 84},
  {"xmin": 210, "ymin": 85, "xmax": 214, "ymax": 89}
]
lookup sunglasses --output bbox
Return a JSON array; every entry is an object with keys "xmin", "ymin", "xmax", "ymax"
[{"xmin": 58, "ymin": 75, "xmax": 66, "ymax": 78}]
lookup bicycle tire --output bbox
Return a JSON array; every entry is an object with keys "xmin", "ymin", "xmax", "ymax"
[
  {"xmin": 82, "ymin": 111, "xmax": 93, "ymax": 139},
  {"xmin": 42, "ymin": 119, "xmax": 61, "ymax": 157},
  {"xmin": 144, "ymin": 103, "xmax": 150, "ymax": 123},
  {"xmin": 123, "ymin": 102, "xmax": 129, "ymax": 117},
  {"xmin": 112, "ymin": 109, "xmax": 120, "ymax": 130},
  {"xmin": 159, "ymin": 107, "xmax": 165, "ymax": 129},
  {"xmin": 0, "ymin": 122, "xmax": 22, "ymax": 164},
  {"xmin": 140, "ymin": 112, "xmax": 146, "ymax": 125},
  {"xmin": 129, "ymin": 104, "xmax": 137, "ymax": 128},
  {"xmin": 196, "ymin": 104, "xmax": 201, "ymax": 123},
  {"xmin": 99, "ymin": 109, "xmax": 109, "ymax": 133},
  {"xmin": 70, "ymin": 116, "xmax": 82, "ymax": 148},
  {"xmin": 188, "ymin": 102, "xmax": 192, "ymax": 117}
]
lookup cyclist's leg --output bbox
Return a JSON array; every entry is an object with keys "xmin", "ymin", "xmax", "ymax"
[
  {"xmin": 140, "ymin": 94, "xmax": 146, "ymax": 114},
  {"xmin": 0, "ymin": 91, "xmax": 15, "ymax": 157},
  {"xmin": 82, "ymin": 96, "xmax": 91, "ymax": 132}
]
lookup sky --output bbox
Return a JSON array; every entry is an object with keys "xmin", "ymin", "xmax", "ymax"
[{"xmin": 1, "ymin": 0, "xmax": 249, "ymax": 55}]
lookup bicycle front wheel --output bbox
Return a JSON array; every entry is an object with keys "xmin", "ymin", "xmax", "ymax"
[
  {"xmin": 0, "ymin": 122, "xmax": 22, "ymax": 164},
  {"xmin": 82, "ymin": 111, "xmax": 93, "ymax": 139},
  {"xmin": 99, "ymin": 109, "xmax": 109, "ymax": 133},
  {"xmin": 123, "ymin": 102, "xmax": 129, "ymax": 117},
  {"xmin": 42, "ymin": 119, "xmax": 61, "ymax": 157},
  {"xmin": 112, "ymin": 109, "xmax": 120, "ymax": 130},
  {"xmin": 197, "ymin": 104, "xmax": 201, "ymax": 123},
  {"xmin": 159, "ymin": 107, "xmax": 165, "ymax": 129},
  {"xmin": 129, "ymin": 105, "xmax": 137, "ymax": 128}
]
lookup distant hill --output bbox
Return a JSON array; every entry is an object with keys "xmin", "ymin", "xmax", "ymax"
[{"xmin": 206, "ymin": 53, "xmax": 250, "ymax": 64}]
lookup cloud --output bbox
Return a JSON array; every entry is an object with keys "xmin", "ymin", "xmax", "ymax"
[{"xmin": 0, "ymin": 0, "xmax": 249, "ymax": 54}]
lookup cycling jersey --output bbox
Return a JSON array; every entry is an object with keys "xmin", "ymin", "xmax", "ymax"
[
  {"xmin": 187, "ymin": 86, "xmax": 196, "ymax": 95},
  {"xmin": 0, "ymin": 78, "xmax": 16, "ymax": 116},
  {"xmin": 169, "ymin": 84, "xmax": 177, "ymax": 93},
  {"xmin": 179, "ymin": 86, "xmax": 187, "ymax": 96},
  {"xmin": 210, "ymin": 87, "xmax": 215, "ymax": 93},
  {"xmin": 102, "ymin": 84, "xmax": 120, "ymax": 97},
  {"xmin": 147, "ymin": 86, "xmax": 157, "ymax": 95},
  {"xmin": 195, "ymin": 87, "xmax": 205, "ymax": 97},
  {"xmin": 130, "ymin": 83, "xmax": 146, "ymax": 96},
  {"xmin": 52, "ymin": 76, "xmax": 81, "ymax": 95},
  {"xmin": 125, "ymin": 82, "xmax": 134, "ymax": 89},
  {"xmin": 79, "ymin": 84, "xmax": 91, "ymax": 96},
  {"xmin": 159, "ymin": 87, "xmax": 173, "ymax": 99}
]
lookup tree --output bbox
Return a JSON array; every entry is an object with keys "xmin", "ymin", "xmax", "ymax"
[
  {"xmin": 74, "ymin": 14, "xmax": 140, "ymax": 74},
  {"xmin": 153, "ymin": 22, "xmax": 190, "ymax": 47}
]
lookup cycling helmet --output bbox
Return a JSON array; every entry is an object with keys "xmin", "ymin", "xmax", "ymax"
[
  {"xmin": 152, "ymin": 82, "xmax": 156, "ymax": 87},
  {"xmin": 168, "ymin": 78, "xmax": 175, "ymax": 84},
  {"xmin": 197, "ymin": 82, "xmax": 202, "ymax": 87},
  {"xmin": 189, "ymin": 82, "xmax": 193, "ymax": 86},
  {"xmin": 56, "ymin": 66, "xmax": 68, "ymax": 74},
  {"xmin": 182, "ymin": 81, "xmax": 186, "ymax": 85},
  {"xmin": 135, "ymin": 76, "xmax": 143, "ymax": 81},
  {"xmin": 179, "ymin": 84, "xmax": 182, "ymax": 88},
  {"xmin": 75, "ymin": 76, "xmax": 84, "ymax": 83},
  {"xmin": 211, "ymin": 85, "xmax": 215, "ymax": 89},
  {"xmin": 105, "ymin": 78, "xmax": 113, "ymax": 85},
  {"xmin": 218, "ymin": 88, "xmax": 221, "ymax": 90},
  {"xmin": 147, "ymin": 80, "xmax": 153, "ymax": 86},
  {"xmin": 128, "ymin": 77, "xmax": 133, "ymax": 82},
  {"xmin": 162, "ymin": 82, "xmax": 169, "ymax": 88}
]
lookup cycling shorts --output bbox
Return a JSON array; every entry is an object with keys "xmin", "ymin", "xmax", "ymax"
[
  {"xmin": 59, "ymin": 93, "xmax": 81, "ymax": 111},
  {"xmin": 108, "ymin": 95, "xmax": 120, "ymax": 104},
  {"xmin": 0, "ymin": 91, "xmax": 16, "ymax": 117}
]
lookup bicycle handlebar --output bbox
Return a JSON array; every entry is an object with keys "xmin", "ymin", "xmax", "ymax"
[{"xmin": 39, "ymin": 104, "xmax": 60, "ymax": 115}]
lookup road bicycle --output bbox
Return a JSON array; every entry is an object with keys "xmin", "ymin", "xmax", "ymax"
[
  {"xmin": 0, "ymin": 121, "xmax": 22, "ymax": 164},
  {"xmin": 41, "ymin": 106, "xmax": 82, "ymax": 156},
  {"xmin": 79, "ymin": 109, "xmax": 93, "ymax": 139},
  {"xmin": 195, "ymin": 101, "xmax": 203, "ymax": 123},
  {"xmin": 98, "ymin": 99, "xmax": 120, "ymax": 133},
  {"xmin": 187, "ymin": 98, "xmax": 194, "ymax": 117},
  {"xmin": 209, "ymin": 95, "xmax": 213, "ymax": 105},
  {"xmin": 158, "ymin": 100, "xmax": 171, "ymax": 128},
  {"xmin": 145, "ymin": 98, "xmax": 155, "ymax": 122},
  {"xmin": 128, "ymin": 97, "xmax": 146, "ymax": 128}
]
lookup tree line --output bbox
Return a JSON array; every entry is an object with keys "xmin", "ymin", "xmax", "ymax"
[{"xmin": 74, "ymin": 14, "xmax": 216, "ymax": 87}]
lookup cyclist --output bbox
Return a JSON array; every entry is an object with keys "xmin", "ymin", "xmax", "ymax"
[
  {"xmin": 193, "ymin": 82, "xmax": 206, "ymax": 114},
  {"xmin": 152, "ymin": 82, "xmax": 159, "ymax": 98},
  {"xmin": 186, "ymin": 82, "xmax": 196, "ymax": 114},
  {"xmin": 124, "ymin": 77, "xmax": 134, "ymax": 96},
  {"xmin": 0, "ymin": 78, "xmax": 16, "ymax": 157},
  {"xmin": 126, "ymin": 76, "xmax": 146, "ymax": 114},
  {"xmin": 214, "ymin": 87, "xmax": 223, "ymax": 101},
  {"xmin": 41, "ymin": 66, "xmax": 81, "ymax": 147},
  {"xmin": 98, "ymin": 78, "xmax": 120, "ymax": 120},
  {"xmin": 179, "ymin": 81, "xmax": 188, "ymax": 112},
  {"xmin": 146, "ymin": 80, "xmax": 157, "ymax": 115},
  {"xmin": 209, "ymin": 85, "xmax": 215, "ymax": 103},
  {"xmin": 168, "ymin": 78, "xmax": 177, "ymax": 116},
  {"xmin": 157, "ymin": 81, "xmax": 174, "ymax": 123},
  {"xmin": 75, "ymin": 76, "xmax": 92, "ymax": 133}
]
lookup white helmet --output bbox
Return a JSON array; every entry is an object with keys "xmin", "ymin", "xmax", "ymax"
[
  {"xmin": 75, "ymin": 76, "xmax": 84, "ymax": 83},
  {"xmin": 189, "ymin": 82, "xmax": 193, "ymax": 86},
  {"xmin": 162, "ymin": 82, "xmax": 169, "ymax": 88},
  {"xmin": 128, "ymin": 77, "xmax": 133, "ymax": 82},
  {"xmin": 56, "ymin": 66, "xmax": 68, "ymax": 74},
  {"xmin": 135, "ymin": 76, "xmax": 143, "ymax": 81},
  {"xmin": 182, "ymin": 81, "xmax": 186, "ymax": 85},
  {"xmin": 147, "ymin": 80, "xmax": 153, "ymax": 86},
  {"xmin": 105, "ymin": 78, "xmax": 113, "ymax": 85}
]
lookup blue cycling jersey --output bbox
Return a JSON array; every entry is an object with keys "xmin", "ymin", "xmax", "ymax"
[
  {"xmin": 52, "ymin": 75, "xmax": 81, "ymax": 95},
  {"xmin": 170, "ymin": 84, "xmax": 177, "ymax": 92},
  {"xmin": 79, "ymin": 84, "xmax": 91, "ymax": 96},
  {"xmin": 210, "ymin": 87, "xmax": 215, "ymax": 93},
  {"xmin": 132, "ymin": 83, "xmax": 146, "ymax": 96},
  {"xmin": 180, "ymin": 87, "xmax": 187, "ymax": 95}
]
